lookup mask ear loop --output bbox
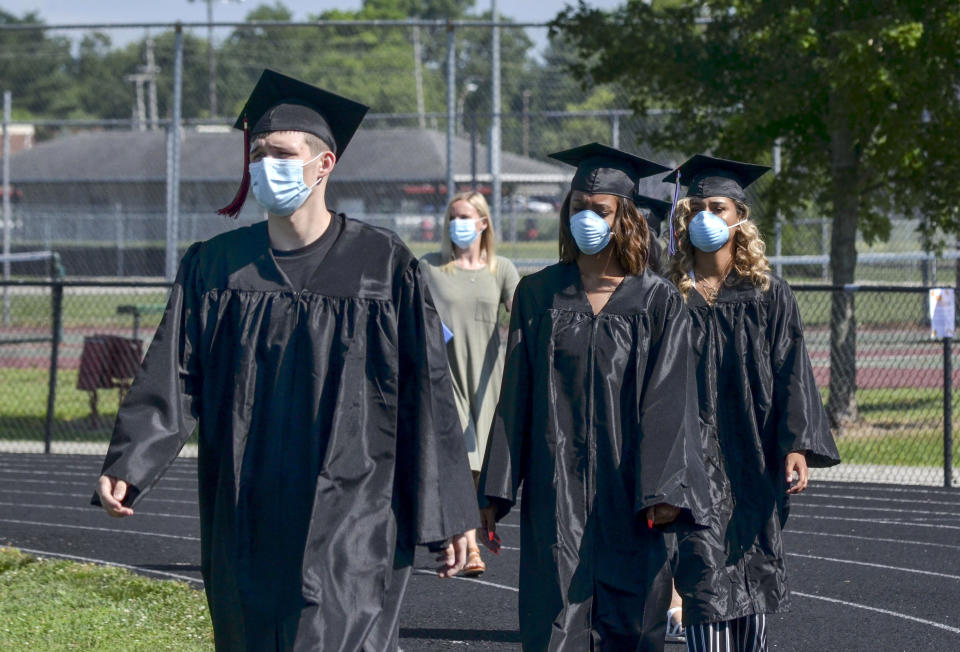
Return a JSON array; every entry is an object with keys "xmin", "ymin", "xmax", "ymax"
[
  {"xmin": 303, "ymin": 151, "xmax": 326, "ymax": 189},
  {"xmin": 667, "ymin": 171, "xmax": 681, "ymax": 256}
]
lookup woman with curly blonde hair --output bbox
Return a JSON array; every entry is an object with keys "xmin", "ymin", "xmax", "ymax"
[
  {"xmin": 663, "ymin": 155, "xmax": 840, "ymax": 652},
  {"xmin": 478, "ymin": 144, "xmax": 713, "ymax": 651}
]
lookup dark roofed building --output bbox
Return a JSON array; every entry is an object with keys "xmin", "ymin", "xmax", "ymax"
[{"xmin": 10, "ymin": 127, "xmax": 570, "ymax": 217}]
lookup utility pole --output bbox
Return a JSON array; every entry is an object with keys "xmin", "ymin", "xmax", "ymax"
[
  {"xmin": 127, "ymin": 36, "xmax": 160, "ymax": 131},
  {"xmin": 189, "ymin": 0, "xmax": 243, "ymax": 118}
]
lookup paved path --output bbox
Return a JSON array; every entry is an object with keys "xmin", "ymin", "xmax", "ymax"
[{"xmin": 1, "ymin": 453, "xmax": 959, "ymax": 650}]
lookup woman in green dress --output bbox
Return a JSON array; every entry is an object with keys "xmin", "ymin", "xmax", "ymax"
[{"xmin": 420, "ymin": 191, "xmax": 520, "ymax": 576}]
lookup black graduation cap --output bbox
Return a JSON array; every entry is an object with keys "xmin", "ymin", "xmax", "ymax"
[
  {"xmin": 633, "ymin": 193, "xmax": 672, "ymax": 236},
  {"xmin": 662, "ymin": 154, "xmax": 770, "ymax": 203},
  {"xmin": 548, "ymin": 143, "xmax": 671, "ymax": 200},
  {"xmin": 217, "ymin": 69, "xmax": 370, "ymax": 217}
]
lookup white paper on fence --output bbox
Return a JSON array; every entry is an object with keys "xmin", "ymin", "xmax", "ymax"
[{"xmin": 928, "ymin": 288, "xmax": 955, "ymax": 339}]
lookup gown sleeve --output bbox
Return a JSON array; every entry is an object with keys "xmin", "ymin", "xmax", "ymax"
[
  {"xmin": 393, "ymin": 259, "xmax": 478, "ymax": 547},
  {"xmin": 92, "ymin": 242, "xmax": 204, "ymax": 507},
  {"xmin": 477, "ymin": 278, "xmax": 534, "ymax": 520},
  {"xmin": 636, "ymin": 288, "xmax": 712, "ymax": 529},
  {"xmin": 770, "ymin": 281, "xmax": 841, "ymax": 468}
]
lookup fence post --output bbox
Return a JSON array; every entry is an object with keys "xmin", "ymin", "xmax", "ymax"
[
  {"xmin": 821, "ymin": 219, "xmax": 828, "ymax": 280},
  {"xmin": 945, "ymin": 335, "xmax": 954, "ymax": 488},
  {"xmin": 2, "ymin": 91, "xmax": 11, "ymax": 326},
  {"xmin": 165, "ymin": 24, "xmax": 184, "ymax": 282},
  {"xmin": 490, "ymin": 0, "xmax": 502, "ymax": 239},
  {"xmin": 44, "ymin": 280, "xmax": 63, "ymax": 454},
  {"xmin": 115, "ymin": 202, "xmax": 124, "ymax": 277},
  {"xmin": 772, "ymin": 140, "xmax": 783, "ymax": 277},
  {"xmin": 445, "ymin": 22, "xmax": 456, "ymax": 209}
]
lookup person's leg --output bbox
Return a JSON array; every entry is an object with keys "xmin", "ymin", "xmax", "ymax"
[
  {"xmin": 738, "ymin": 614, "xmax": 766, "ymax": 652},
  {"xmin": 462, "ymin": 470, "xmax": 485, "ymax": 576},
  {"xmin": 685, "ymin": 615, "xmax": 767, "ymax": 652},
  {"xmin": 666, "ymin": 580, "xmax": 684, "ymax": 641}
]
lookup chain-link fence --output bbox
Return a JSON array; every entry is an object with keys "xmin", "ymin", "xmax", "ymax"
[
  {"xmin": 0, "ymin": 278, "xmax": 956, "ymax": 487},
  {"xmin": 2, "ymin": 20, "xmax": 958, "ymax": 282},
  {"xmin": 795, "ymin": 285, "xmax": 958, "ymax": 487},
  {"xmin": 0, "ymin": 279, "xmax": 178, "ymax": 455}
]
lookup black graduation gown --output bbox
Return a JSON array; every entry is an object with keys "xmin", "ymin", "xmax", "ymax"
[
  {"xmin": 674, "ymin": 274, "xmax": 840, "ymax": 625},
  {"xmin": 94, "ymin": 218, "xmax": 478, "ymax": 651},
  {"xmin": 478, "ymin": 262, "xmax": 712, "ymax": 652}
]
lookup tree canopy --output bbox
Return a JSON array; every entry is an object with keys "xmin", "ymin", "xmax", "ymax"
[{"xmin": 554, "ymin": 0, "xmax": 960, "ymax": 427}]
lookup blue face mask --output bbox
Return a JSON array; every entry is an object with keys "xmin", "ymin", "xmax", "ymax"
[
  {"xmin": 570, "ymin": 209, "xmax": 612, "ymax": 255},
  {"xmin": 688, "ymin": 210, "xmax": 746, "ymax": 253},
  {"xmin": 449, "ymin": 218, "xmax": 480, "ymax": 249},
  {"xmin": 249, "ymin": 152, "xmax": 322, "ymax": 216}
]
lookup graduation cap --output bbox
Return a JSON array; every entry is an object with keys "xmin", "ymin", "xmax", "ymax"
[
  {"xmin": 633, "ymin": 193, "xmax": 672, "ymax": 237},
  {"xmin": 217, "ymin": 69, "xmax": 370, "ymax": 217},
  {"xmin": 661, "ymin": 154, "xmax": 770, "ymax": 255},
  {"xmin": 662, "ymin": 154, "xmax": 770, "ymax": 203},
  {"xmin": 548, "ymin": 143, "xmax": 671, "ymax": 200}
]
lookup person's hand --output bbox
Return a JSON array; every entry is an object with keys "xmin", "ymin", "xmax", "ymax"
[
  {"xmin": 785, "ymin": 452, "xmax": 809, "ymax": 494},
  {"xmin": 97, "ymin": 475, "xmax": 134, "ymax": 517},
  {"xmin": 645, "ymin": 503, "xmax": 681, "ymax": 528},
  {"xmin": 435, "ymin": 533, "xmax": 468, "ymax": 578},
  {"xmin": 479, "ymin": 505, "xmax": 501, "ymax": 554}
]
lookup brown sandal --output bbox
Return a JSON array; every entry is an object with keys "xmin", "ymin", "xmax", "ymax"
[{"xmin": 462, "ymin": 549, "xmax": 486, "ymax": 577}]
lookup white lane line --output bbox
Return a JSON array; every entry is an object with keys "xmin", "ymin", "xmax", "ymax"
[
  {"xmin": 8, "ymin": 546, "xmax": 203, "ymax": 585},
  {"xmin": 805, "ymin": 492, "xmax": 960, "ymax": 507},
  {"xmin": 412, "ymin": 569, "xmax": 518, "ymax": 593},
  {"xmin": 793, "ymin": 591, "xmax": 960, "ymax": 635},
  {"xmin": 0, "ymin": 488, "xmax": 196, "ymax": 505},
  {"xmin": 0, "ymin": 501, "xmax": 198, "ymax": 520},
  {"xmin": 0, "ymin": 518, "xmax": 200, "ymax": 541},
  {"xmin": 0, "ymin": 467, "xmax": 197, "ymax": 481},
  {"xmin": 788, "ymin": 552, "xmax": 960, "ymax": 581},
  {"xmin": 788, "ymin": 529, "xmax": 960, "ymax": 551},
  {"xmin": 0, "ymin": 471, "xmax": 198, "ymax": 484},
  {"xmin": 0, "ymin": 467, "xmax": 197, "ymax": 482},
  {"xmin": 894, "ymin": 516, "xmax": 960, "ymax": 523},
  {"xmin": 0, "ymin": 478, "xmax": 196, "ymax": 492},
  {"xmin": 0, "ymin": 463, "xmax": 196, "ymax": 477},
  {"xmin": 813, "ymin": 483, "xmax": 960, "ymax": 497},
  {"xmin": 792, "ymin": 504, "xmax": 960, "ymax": 517},
  {"xmin": 496, "ymin": 523, "xmax": 519, "ymax": 528},
  {"xmin": 790, "ymin": 513, "xmax": 960, "ymax": 531}
]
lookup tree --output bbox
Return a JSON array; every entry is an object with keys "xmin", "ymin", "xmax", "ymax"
[
  {"xmin": 216, "ymin": 1, "xmax": 457, "ymax": 117},
  {"xmin": 554, "ymin": 0, "xmax": 960, "ymax": 430},
  {"xmin": 0, "ymin": 10, "xmax": 76, "ymax": 118}
]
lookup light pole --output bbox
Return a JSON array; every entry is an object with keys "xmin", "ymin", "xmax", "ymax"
[{"xmin": 457, "ymin": 81, "xmax": 478, "ymax": 136}]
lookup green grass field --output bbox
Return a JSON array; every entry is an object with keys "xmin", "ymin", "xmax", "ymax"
[
  {"xmin": 0, "ymin": 548, "xmax": 213, "ymax": 651},
  {"xmin": 0, "ymin": 368, "xmax": 118, "ymax": 442},
  {"xmin": 1, "ymin": 363, "xmax": 953, "ymax": 471},
  {"xmin": 1, "ymin": 262, "xmax": 954, "ymax": 470},
  {"xmin": 4, "ymin": 290, "xmax": 169, "ymax": 329},
  {"xmin": 793, "ymin": 289, "xmax": 933, "ymax": 328}
]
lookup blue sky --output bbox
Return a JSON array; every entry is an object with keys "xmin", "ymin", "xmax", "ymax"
[{"xmin": 0, "ymin": 1, "xmax": 624, "ymax": 26}]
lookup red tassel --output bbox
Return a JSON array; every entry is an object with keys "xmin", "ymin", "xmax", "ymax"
[{"xmin": 217, "ymin": 116, "xmax": 250, "ymax": 218}]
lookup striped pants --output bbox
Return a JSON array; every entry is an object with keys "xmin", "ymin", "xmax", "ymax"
[{"xmin": 685, "ymin": 614, "xmax": 767, "ymax": 652}]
